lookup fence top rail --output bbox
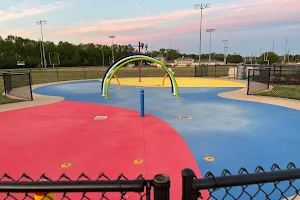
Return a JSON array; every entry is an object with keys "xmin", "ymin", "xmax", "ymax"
[
  {"xmin": 0, "ymin": 179, "xmax": 146, "ymax": 193},
  {"xmin": 193, "ymin": 168, "xmax": 300, "ymax": 190},
  {"xmin": 2, "ymin": 72, "xmax": 30, "ymax": 75}
]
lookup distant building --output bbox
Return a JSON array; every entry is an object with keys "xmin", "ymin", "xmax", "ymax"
[
  {"xmin": 174, "ymin": 57, "xmax": 194, "ymax": 67},
  {"xmin": 194, "ymin": 59, "xmax": 224, "ymax": 65},
  {"xmin": 153, "ymin": 54, "xmax": 166, "ymax": 68}
]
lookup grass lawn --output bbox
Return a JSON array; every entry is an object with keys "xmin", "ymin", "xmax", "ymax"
[
  {"xmin": 258, "ymin": 84, "xmax": 300, "ymax": 100},
  {"xmin": 0, "ymin": 66, "xmax": 228, "ymax": 105},
  {"xmin": 0, "ymin": 78, "xmax": 22, "ymax": 104}
]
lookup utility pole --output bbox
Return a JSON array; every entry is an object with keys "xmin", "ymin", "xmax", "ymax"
[
  {"xmin": 272, "ymin": 41, "xmax": 275, "ymax": 53},
  {"xmin": 222, "ymin": 40, "xmax": 228, "ymax": 64},
  {"xmin": 206, "ymin": 29, "xmax": 215, "ymax": 65},
  {"xmin": 288, "ymin": 48, "xmax": 290, "ymax": 63},
  {"xmin": 194, "ymin": 3, "xmax": 211, "ymax": 69},
  {"xmin": 150, "ymin": 45, "xmax": 153, "ymax": 57},
  {"xmin": 102, "ymin": 46, "xmax": 105, "ymax": 66},
  {"xmin": 109, "ymin": 35, "xmax": 115, "ymax": 63},
  {"xmin": 36, "ymin": 20, "xmax": 47, "ymax": 68},
  {"xmin": 260, "ymin": 48, "xmax": 262, "ymax": 57},
  {"xmin": 284, "ymin": 36, "xmax": 288, "ymax": 64}
]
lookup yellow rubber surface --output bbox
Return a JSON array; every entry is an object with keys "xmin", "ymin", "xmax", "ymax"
[{"xmin": 110, "ymin": 77, "xmax": 245, "ymax": 87}]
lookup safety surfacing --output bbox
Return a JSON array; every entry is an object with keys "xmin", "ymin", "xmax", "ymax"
[
  {"xmin": 1, "ymin": 78, "xmax": 300, "ymax": 199},
  {"xmin": 110, "ymin": 77, "xmax": 246, "ymax": 87}
]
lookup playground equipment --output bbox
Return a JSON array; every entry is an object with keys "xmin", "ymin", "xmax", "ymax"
[
  {"xmin": 128, "ymin": 42, "xmax": 148, "ymax": 82},
  {"xmin": 162, "ymin": 68, "xmax": 175, "ymax": 91},
  {"xmin": 140, "ymin": 88, "xmax": 145, "ymax": 117},
  {"xmin": 113, "ymin": 74, "xmax": 121, "ymax": 89},
  {"xmin": 101, "ymin": 54, "xmax": 179, "ymax": 99}
]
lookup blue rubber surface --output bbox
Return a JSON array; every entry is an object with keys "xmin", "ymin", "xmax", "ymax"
[{"xmin": 34, "ymin": 80, "xmax": 300, "ymax": 198}]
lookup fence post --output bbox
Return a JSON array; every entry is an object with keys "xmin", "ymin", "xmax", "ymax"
[
  {"xmin": 140, "ymin": 89, "xmax": 145, "ymax": 117},
  {"xmin": 28, "ymin": 73, "xmax": 33, "ymax": 100},
  {"xmin": 267, "ymin": 68, "xmax": 271, "ymax": 90},
  {"xmin": 2, "ymin": 74, "xmax": 7, "ymax": 95},
  {"xmin": 56, "ymin": 68, "xmax": 59, "ymax": 81},
  {"xmin": 182, "ymin": 168, "xmax": 196, "ymax": 200},
  {"xmin": 84, "ymin": 67, "xmax": 87, "ymax": 79},
  {"xmin": 153, "ymin": 174, "xmax": 170, "ymax": 200},
  {"xmin": 214, "ymin": 64, "xmax": 217, "ymax": 78},
  {"xmin": 194, "ymin": 65, "xmax": 197, "ymax": 77},
  {"xmin": 280, "ymin": 65, "xmax": 282, "ymax": 77},
  {"xmin": 247, "ymin": 69, "xmax": 250, "ymax": 95}
]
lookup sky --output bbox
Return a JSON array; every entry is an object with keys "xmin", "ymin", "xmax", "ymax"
[{"xmin": 0, "ymin": 0, "xmax": 300, "ymax": 56}]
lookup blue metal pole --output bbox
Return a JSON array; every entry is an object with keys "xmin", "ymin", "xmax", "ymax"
[{"xmin": 140, "ymin": 89, "xmax": 145, "ymax": 117}]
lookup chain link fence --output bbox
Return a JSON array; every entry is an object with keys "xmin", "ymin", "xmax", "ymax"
[
  {"xmin": 194, "ymin": 64, "xmax": 231, "ymax": 78},
  {"xmin": 247, "ymin": 68, "xmax": 300, "ymax": 100},
  {"xmin": 182, "ymin": 162, "xmax": 300, "ymax": 200},
  {"xmin": 0, "ymin": 173, "xmax": 170, "ymax": 200},
  {"xmin": 1, "ymin": 163, "xmax": 300, "ymax": 200},
  {"xmin": 0, "ymin": 72, "xmax": 33, "ymax": 104}
]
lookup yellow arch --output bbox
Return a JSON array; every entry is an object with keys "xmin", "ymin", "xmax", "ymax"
[{"xmin": 105, "ymin": 57, "xmax": 179, "ymax": 99}]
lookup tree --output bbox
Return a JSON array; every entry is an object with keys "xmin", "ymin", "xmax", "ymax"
[
  {"xmin": 258, "ymin": 52, "xmax": 279, "ymax": 64},
  {"xmin": 226, "ymin": 54, "xmax": 243, "ymax": 64}
]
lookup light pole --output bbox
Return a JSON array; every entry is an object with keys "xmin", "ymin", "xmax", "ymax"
[
  {"xmin": 102, "ymin": 46, "xmax": 105, "ymax": 66},
  {"xmin": 222, "ymin": 40, "xmax": 228, "ymax": 64},
  {"xmin": 109, "ymin": 35, "xmax": 115, "ymax": 63},
  {"xmin": 194, "ymin": 3, "xmax": 210, "ymax": 69},
  {"xmin": 206, "ymin": 29, "xmax": 215, "ymax": 65},
  {"xmin": 36, "ymin": 20, "xmax": 47, "ymax": 68}
]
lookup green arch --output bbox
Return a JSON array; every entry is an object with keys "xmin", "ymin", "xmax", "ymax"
[{"xmin": 105, "ymin": 57, "xmax": 179, "ymax": 99}]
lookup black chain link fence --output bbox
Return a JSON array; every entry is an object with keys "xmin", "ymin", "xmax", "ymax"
[
  {"xmin": 194, "ymin": 64, "xmax": 231, "ymax": 77},
  {"xmin": 247, "ymin": 68, "xmax": 300, "ymax": 100},
  {"xmin": 182, "ymin": 162, "xmax": 300, "ymax": 200},
  {"xmin": 247, "ymin": 68, "xmax": 271, "ymax": 95},
  {"xmin": 1, "ymin": 72, "xmax": 33, "ymax": 103},
  {"xmin": 0, "ymin": 173, "xmax": 170, "ymax": 200},
  {"xmin": 2, "ymin": 163, "xmax": 300, "ymax": 200}
]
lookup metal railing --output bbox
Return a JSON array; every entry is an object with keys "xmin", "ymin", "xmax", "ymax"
[
  {"xmin": 182, "ymin": 162, "xmax": 300, "ymax": 200},
  {"xmin": 0, "ymin": 173, "xmax": 170, "ymax": 200},
  {"xmin": 247, "ymin": 68, "xmax": 300, "ymax": 100},
  {"xmin": 1, "ymin": 163, "xmax": 300, "ymax": 199}
]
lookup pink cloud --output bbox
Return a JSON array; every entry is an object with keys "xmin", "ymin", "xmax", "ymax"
[
  {"xmin": 3, "ymin": 0, "xmax": 300, "ymax": 47},
  {"xmin": 0, "ymin": 1, "xmax": 70, "ymax": 22},
  {"xmin": 45, "ymin": 0, "xmax": 300, "ymax": 39}
]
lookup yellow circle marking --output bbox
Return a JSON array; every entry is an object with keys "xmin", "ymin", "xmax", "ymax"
[
  {"xmin": 204, "ymin": 156, "xmax": 215, "ymax": 162},
  {"xmin": 134, "ymin": 159, "xmax": 144, "ymax": 165},
  {"xmin": 110, "ymin": 77, "xmax": 245, "ymax": 88},
  {"xmin": 60, "ymin": 162, "xmax": 72, "ymax": 168}
]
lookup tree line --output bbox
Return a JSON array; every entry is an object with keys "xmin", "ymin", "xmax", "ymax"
[{"xmin": 0, "ymin": 35, "xmax": 299, "ymax": 69}]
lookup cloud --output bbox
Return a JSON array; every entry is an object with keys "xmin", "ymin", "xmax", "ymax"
[
  {"xmin": 46, "ymin": 0, "xmax": 300, "ymax": 38},
  {"xmin": 0, "ymin": 1, "xmax": 71, "ymax": 23},
  {"xmin": 2, "ymin": 0, "xmax": 300, "ymax": 54}
]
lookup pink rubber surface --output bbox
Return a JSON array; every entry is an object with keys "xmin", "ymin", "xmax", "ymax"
[{"xmin": 0, "ymin": 100, "xmax": 206, "ymax": 199}]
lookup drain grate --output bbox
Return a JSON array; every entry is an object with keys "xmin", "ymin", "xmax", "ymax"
[
  {"xmin": 94, "ymin": 116, "xmax": 108, "ymax": 120},
  {"xmin": 179, "ymin": 115, "xmax": 192, "ymax": 120}
]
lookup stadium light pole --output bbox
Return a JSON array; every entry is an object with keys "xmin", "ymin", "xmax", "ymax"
[
  {"xmin": 222, "ymin": 40, "xmax": 228, "ymax": 64},
  {"xmin": 206, "ymin": 29, "xmax": 215, "ymax": 65},
  {"xmin": 109, "ymin": 35, "xmax": 115, "ymax": 63},
  {"xmin": 36, "ymin": 20, "xmax": 47, "ymax": 68},
  {"xmin": 194, "ymin": 3, "xmax": 210, "ymax": 68}
]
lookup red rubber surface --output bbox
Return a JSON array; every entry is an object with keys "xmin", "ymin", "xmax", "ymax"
[{"xmin": 0, "ymin": 100, "xmax": 207, "ymax": 199}]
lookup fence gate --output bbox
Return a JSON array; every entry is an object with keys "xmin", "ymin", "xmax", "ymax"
[{"xmin": 2, "ymin": 72, "xmax": 33, "ymax": 100}]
